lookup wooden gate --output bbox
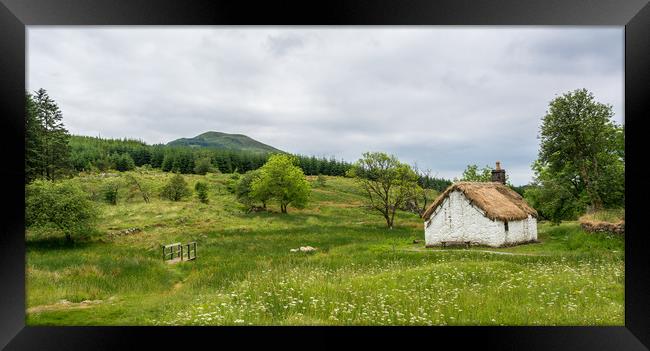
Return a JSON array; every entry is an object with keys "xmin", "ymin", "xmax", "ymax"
[{"xmin": 162, "ymin": 242, "xmax": 197, "ymax": 262}]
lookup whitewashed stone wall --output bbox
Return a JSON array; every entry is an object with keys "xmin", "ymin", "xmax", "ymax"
[
  {"xmin": 503, "ymin": 214, "xmax": 538, "ymax": 244},
  {"xmin": 424, "ymin": 190, "xmax": 537, "ymax": 247}
]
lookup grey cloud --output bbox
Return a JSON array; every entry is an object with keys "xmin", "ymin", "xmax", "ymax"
[
  {"xmin": 504, "ymin": 28, "xmax": 623, "ymax": 75},
  {"xmin": 266, "ymin": 33, "xmax": 305, "ymax": 56},
  {"xmin": 28, "ymin": 27, "xmax": 623, "ymax": 185}
]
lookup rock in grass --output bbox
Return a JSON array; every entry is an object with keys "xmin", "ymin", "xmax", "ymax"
[
  {"xmin": 290, "ymin": 246, "xmax": 317, "ymax": 253},
  {"xmin": 108, "ymin": 227, "xmax": 142, "ymax": 239}
]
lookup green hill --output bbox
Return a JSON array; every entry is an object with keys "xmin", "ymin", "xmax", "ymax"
[{"xmin": 167, "ymin": 131, "xmax": 283, "ymax": 153}]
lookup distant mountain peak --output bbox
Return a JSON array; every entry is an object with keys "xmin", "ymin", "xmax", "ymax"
[{"xmin": 167, "ymin": 131, "xmax": 283, "ymax": 153}]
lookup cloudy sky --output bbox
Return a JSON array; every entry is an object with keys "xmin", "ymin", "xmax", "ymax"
[{"xmin": 27, "ymin": 27, "xmax": 623, "ymax": 185}]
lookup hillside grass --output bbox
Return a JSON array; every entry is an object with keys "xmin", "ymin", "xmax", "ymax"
[
  {"xmin": 167, "ymin": 131, "xmax": 282, "ymax": 153},
  {"xmin": 26, "ymin": 170, "xmax": 624, "ymax": 326}
]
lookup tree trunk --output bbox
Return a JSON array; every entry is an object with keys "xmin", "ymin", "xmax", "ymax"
[
  {"xmin": 383, "ymin": 212, "xmax": 392, "ymax": 229},
  {"xmin": 580, "ymin": 166, "xmax": 603, "ymax": 210}
]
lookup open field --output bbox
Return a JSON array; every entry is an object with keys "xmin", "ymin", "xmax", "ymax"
[{"xmin": 26, "ymin": 170, "xmax": 624, "ymax": 326}]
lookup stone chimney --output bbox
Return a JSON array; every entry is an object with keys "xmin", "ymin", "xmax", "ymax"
[{"xmin": 491, "ymin": 161, "xmax": 506, "ymax": 184}]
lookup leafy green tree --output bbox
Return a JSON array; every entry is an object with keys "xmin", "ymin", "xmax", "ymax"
[
  {"xmin": 251, "ymin": 154, "xmax": 310, "ymax": 213},
  {"xmin": 524, "ymin": 165, "xmax": 587, "ymax": 224},
  {"xmin": 26, "ymin": 179, "xmax": 98, "ymax": 242},
  {"xmin": 235, "ymin": 169, "xmax": 268, "ymax": 210},
  {"xmin": 459, "ymin": 164, "xmax": 493, "ymax": 182},
  {"xmin": 536, "ymin": 88, "xmax": 624, "ymax": 211},
  {"xmin": 348, "ymin": 152, "xmax": 419, "ymax": 228},
  {"xmin": 194, "ymin": 181, "xmax": 209, "ymax": 203},
  {"xmin": 161, "ymin": 173, "xmax": 191, "ymax": 201},
  {"xmin": 101, "ymin": 180, "xmax": 121, "ymax": 205},
  {"xmin": 193, "ymin": 157, "xmax": 214, "ymax": 175}
]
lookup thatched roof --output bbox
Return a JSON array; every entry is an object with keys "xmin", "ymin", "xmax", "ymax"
[{"xmin": 422, "ymin": 182, "xmax": 538, "ymax": 222}]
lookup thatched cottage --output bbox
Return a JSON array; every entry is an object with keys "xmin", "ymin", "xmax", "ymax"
[{"xmin": 423, "ymin": 162, "xmax": 538, "ymax": 247}]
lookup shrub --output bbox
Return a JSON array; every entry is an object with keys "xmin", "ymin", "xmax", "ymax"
[
  {"xmin": 524, "ymin": 182, "xmax": 585, "ymax": 224},
  {"xmin": 226, "ymin": 172, "xmax": 241, "ymax": 194},
  {"xmin": 94, "ymin": 157, "xmax": 112, "ymax": 172},
  {"xmin": 316, "ymin": 174, "xmax": 327, "ymax": 187},
  {"xmin": 193, "ymin": 157, "xmax": 214, "ymax": 175},
  {"xmin": 161, "ymin": 173, "xmax": 191, "ymax": 201},
  {"xmin": 138, "ymin": 164, "xmax": 153, "ymax": 172},
  {"xmin": 195, "ymin": 181, "xmax": 209, "ymax": 203},
  {"xmin": 101, "ymin": 180, "xmax": 121, "ymax": 205},
  {"xmin": 26, "ymin": 179, "xmax": 99, "ymax": 242}
]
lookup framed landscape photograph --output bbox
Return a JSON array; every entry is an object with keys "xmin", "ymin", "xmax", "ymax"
[{"xmin": 1, "ymin": 0, "xmax": 649, "ymax": 349}]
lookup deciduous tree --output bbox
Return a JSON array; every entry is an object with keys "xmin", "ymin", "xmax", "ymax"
[
  {"xmin": 251, "ymin": 154, "xmax": 310, "ymax": 213},
  {"xmin": 458, "ymin": 164, "xmax": 493, "ymax": 182},
  {"xmin": 535, "ymin": 88, "xmax": 624, "ymax": 211},
  {"xmin": 348, "ymin": 152, "xmax": 419, "ymax": 228},
  {"xmin": 193, "ymin": 157, "xmax": 214, "ymax": 175},
  {"xmin": 161, "ymin": 173, "xmax": 191, "ymax": 201},
  {"xmin": 26, "ymin": 179, "xmax": 98, "ymax": 242}
]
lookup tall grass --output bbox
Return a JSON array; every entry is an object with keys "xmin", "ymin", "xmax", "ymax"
[
  {"xmin": 26, "ymin": 170, "xmax": 623, "ymax": 326},
  {"xmin": 579, "ymin": 208, "xmax": 625, "ymax": 223}
]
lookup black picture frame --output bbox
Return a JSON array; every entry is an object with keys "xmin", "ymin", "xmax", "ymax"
[{"xmin": 1, "ymin": 0, "xmax": 648, "ymax": 349}]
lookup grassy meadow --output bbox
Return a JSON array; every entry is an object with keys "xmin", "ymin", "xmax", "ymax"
[{"xmin": 26, "ymin": 170, "xmax": 624, "ymax": 326}]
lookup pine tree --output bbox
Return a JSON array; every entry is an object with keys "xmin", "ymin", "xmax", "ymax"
[
  {"xmin": 25, "ymin": 92, "xmax": 44, "ymax": 183},
  {"xmin": 34, "ymin": 89, "xmax": 71, "ymax": 180}
]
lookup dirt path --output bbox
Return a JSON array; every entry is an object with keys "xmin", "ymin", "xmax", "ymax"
[
  {"xmin": 173, "ymin": 281, "xmax": 184, "ymax": 290},
  {"xmin": 27, "ymin": 299, "xmax": 104, "ymax": 314}
]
